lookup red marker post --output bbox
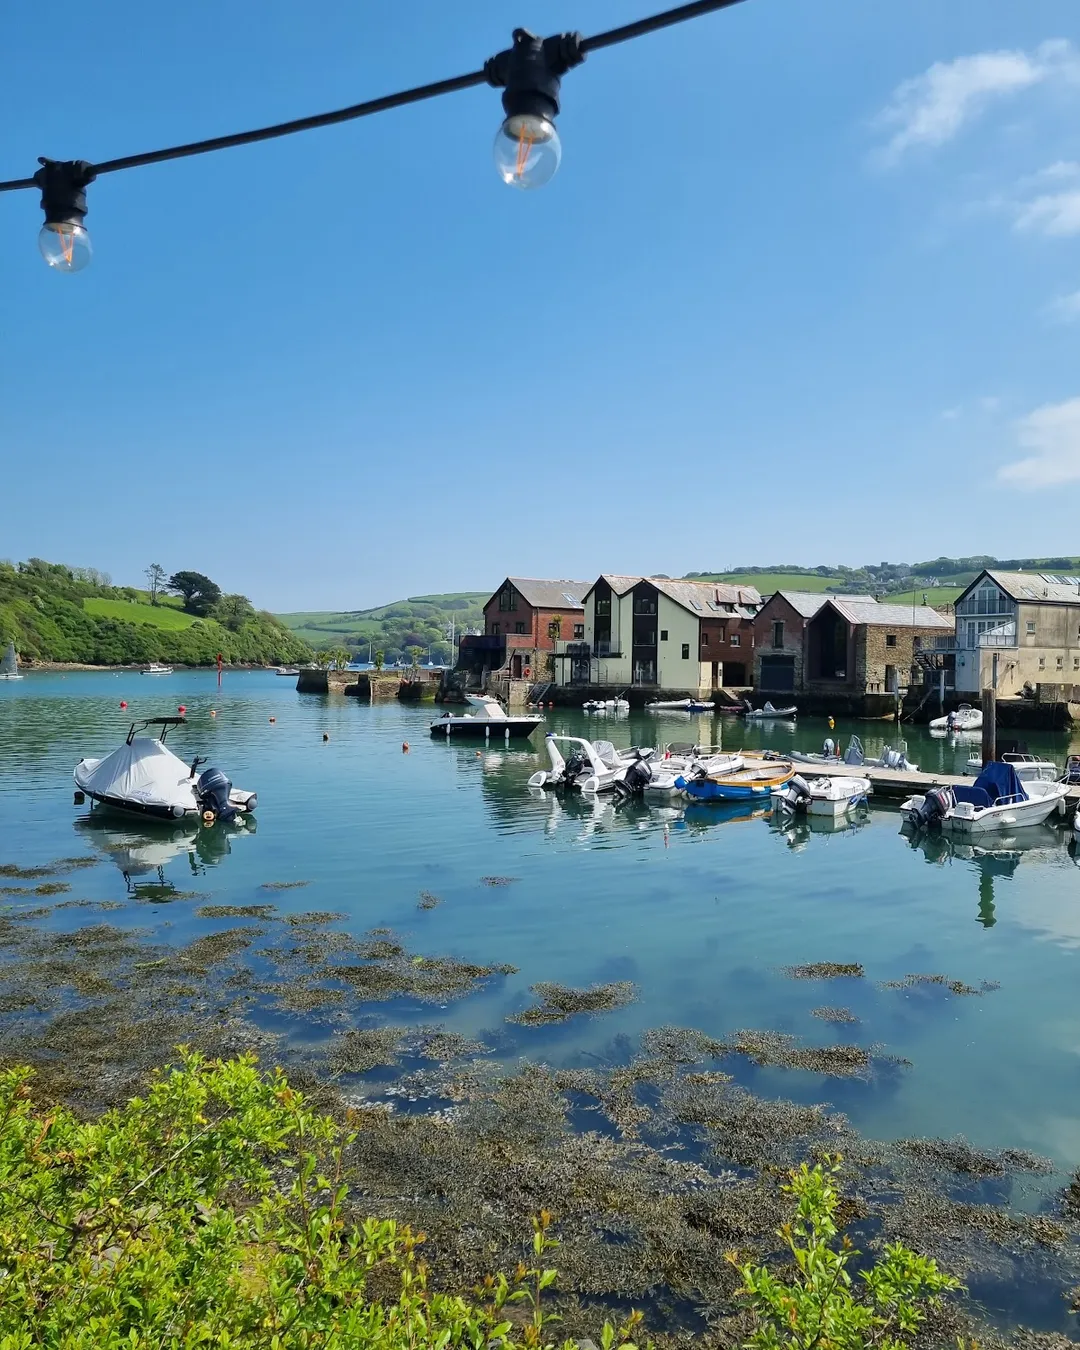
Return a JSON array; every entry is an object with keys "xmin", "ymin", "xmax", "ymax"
[{"xmin": 217, "ymin": 652, "xmax": 223, "ymax": 688}]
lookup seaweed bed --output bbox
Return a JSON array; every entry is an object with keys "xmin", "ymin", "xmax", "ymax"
[
  {"xmin": 0, "ymin": 900, "xmax": 1077, "ymax": 1350},
  {"xmin": 507, "ymin": 980, "xmax": 639, "ymax": 1026}
]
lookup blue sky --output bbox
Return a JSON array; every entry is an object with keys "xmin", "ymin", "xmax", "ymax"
[{"xmin": 3, "ymin": 0, "xmax": 1079, "ymax": 612}]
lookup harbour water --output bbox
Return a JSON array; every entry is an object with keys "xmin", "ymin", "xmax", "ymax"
[{"xmin": 4, "ymin": 671, "xmax": 1080, "ymax": 1328}]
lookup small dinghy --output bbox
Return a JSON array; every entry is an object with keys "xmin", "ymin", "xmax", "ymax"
[
  {"xmin": 645, "ymin": 750, "xmax": 745, "ymax": 797},
  {"xmin": 743, "ymin": 700, "xmax": 797, "ymax": 720},
  {"xmin": 430, "ymin": 694, "xmax": 543, "ymax": 740},
  {"xmin": 929, "ymin": 703, "xmax": 982, "ymax": 732},
  {"xmin": 902, "ymin": 761, "xmax": 1066, "ymax": 835},
  {"xmin": 677, "ymin": 761, "xmax": 795, "ymax": 802},
  {"xmin": 583, "ymin": 698, "xmax": 629, "ymax": 711},
  {"xmin": 645, "ymin": 698, "xmax": 715, "ymax": 712},
  {"xmin": 0, "ymin": 640, "xmax": 23, "ymax": 681},
  {"xmin": 774, "ymin": 772, "xmax": 872, "ymax": 818},
  {"xmin": 74, "ymin": 716, "xmax": 257, "ymax": 822},
  {"xmin": 964, "ymin": 750, "xmax": 1058, "ymax": 782}
]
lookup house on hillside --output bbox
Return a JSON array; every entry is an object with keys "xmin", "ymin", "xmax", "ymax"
[
  {"xmin": 455, "ymin": 577, "xmax": 589, "ymax": 688},
  {"xmin": 552, "ymin": 575, "xmax": 761, "ymax": 694},
  {"xmin": 954, "ymin": 570, "xmax": 1080, "ymax": 697},
  {"xmin": 802, "ymin": 598, "xmax": 952, "ymax": 696},
  {"xmin": 753, "ymin": 591, "xmax": 876, "ymax": 694}
]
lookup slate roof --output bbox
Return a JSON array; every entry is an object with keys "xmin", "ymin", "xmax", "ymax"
[
  {"xmin": 506, "ymin": 578, "xmax": 591, "ymax": 609},
  {"xmin": 984, "ymin": 570, "xmax": 1080, "ymax": 605},
  {"xmin": 825, "ymin": 598, "xmax": 951, "ymax": 629},
  {"xmin": 585, "ymin": 575, "xmax": 761, "ymax": 619},
  {"xmin": 767, "ymin": 590, "xmax": 876, "ymax": 619}
]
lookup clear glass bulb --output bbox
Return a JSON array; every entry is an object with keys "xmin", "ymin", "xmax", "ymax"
[
  {"xmin": 493, "ymin": 113, "xmax": 561, "ymax": 190},
  {"xmin": 38, "ymin": 221, "xmax": 92, "ymax": 273}
]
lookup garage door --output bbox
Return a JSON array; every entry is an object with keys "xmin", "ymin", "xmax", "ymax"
[{"xmin": 759, "ymin": 656, "xmax": 795, "ymax": 692}]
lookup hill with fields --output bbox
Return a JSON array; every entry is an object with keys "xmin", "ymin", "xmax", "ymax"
[
  {"xmin": 276, "ymin": 592, "xmax": 487, "ymax": 664},
  {"xmin": 0, "ymin": 560, "xmax": 311, "ymax": 667}
]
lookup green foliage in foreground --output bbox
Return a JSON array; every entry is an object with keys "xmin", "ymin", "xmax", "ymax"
[
  {"xmin": 735, "ymin": 1158, "xmax": 960, "ymax": 1350},
  {"xmin": 0, "ymin": 559, "xmax": 311, "ymax": 667},
  {"xmin": 0, "ymin": 1053, "xmax": 646, "ymax": 1350}
]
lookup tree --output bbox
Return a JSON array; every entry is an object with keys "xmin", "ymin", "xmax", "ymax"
[
  {"xmin": 374, "ymin": 649, "xmax": 385, "ymax": 672},
  {"xmin": 408, "ymin": 645, "xmax": 423, "ymax": 670},
  {"xmin": 213, "ymin": 593, "xmax": 256, "ymax": 633},
  {"xmin": 145, "ymin": 563, "xmax": 167, "ymax": 606},
  {"xmin": 168, "ymin": 571, "xmax": 222, "ymax": 617}
]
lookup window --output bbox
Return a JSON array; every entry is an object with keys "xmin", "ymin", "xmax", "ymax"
[
  {"xmin": 660, "ymin": 629, "xmax": 668, "ymax": 641},
  {"xmin": 1039, "ymin": 656, "xmax": 1045, "ymax": 669},
  {"xmin": 573, "ymin": 624, "xmax": 584, "ymax": 639},
  {"xmin": 885, "ymin": 634, "xmax": 897, "ymax": 648},
  {"xmin": 514, "ymin": 621, "xmax": 526, "ymax": 634},
  {"xmin": 730, "ymin": 633, "xmax": 740, "ymax": 647},
  {"xmin": 634, "ymin": 595, "xmax": 657, "ymax": 615},
  {"xmin": 491, "ymin": 623, "xmax": 500, "ymax": 635},
  {"xmin": 1027, "ymin": 621, "xmax": 1036, "ymax": 634},
  {"xmin": 596, "ymin": 598, "xmax": 611, "ymax": 617},
  {"xmin": 498, "ymin": 585, "xmax": 517, "ymax": 612},
  {"xmin": 772, "ymin": 621, "xmax": 784, "ymax": 649},
  {"xmin": 701, "ymin": 631, "xmax": 709, "ymax": 646},
  {"xmin": 681, "ymin": 643, "xmax": 690, "ymax": 659},
  {"xmin": 1057, "ymin": 656, "xmax": 1064, "ymax": 669},
  {"xmin": 1074, "ymin": 657, "xmax": 1079, "ymax": 671}
]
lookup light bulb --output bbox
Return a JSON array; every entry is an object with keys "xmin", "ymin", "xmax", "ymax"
[
  {"xmin": 493, "ymin": 113, "xmax": 561, "ymax": 189},
  {"xmin": 38, "ymin": 221, "xmax": 92, "ymax": 273}
]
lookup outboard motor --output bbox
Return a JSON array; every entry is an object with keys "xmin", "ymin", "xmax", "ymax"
[
  {"xmin": 912, "ymin": 785, "xmax": 953, "ymax": 829},
  {"xmin": 775, "ymin": 773, "xmax": 812, "ymax": 813},
  {"xmin": 197, "ymin": 767, "xmax": 238, "ymax": 822},
  {"xmin": 561, "ymin": 750, "xmax": 587, "ymax": 786},
  {"xmin": 616, "ymin": 758, "xmax": 653, "ymax": 799}
]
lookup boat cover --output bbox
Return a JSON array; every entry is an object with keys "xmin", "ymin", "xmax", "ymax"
[
  {"xmin": 74, "ymin": 738, "xmax": 197, "ymax": 813},
  {"xmin": 967, "ymin": 761, "xmax": 1027, "ymax": 806}
]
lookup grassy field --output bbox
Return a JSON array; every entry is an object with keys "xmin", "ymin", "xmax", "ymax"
[
  {"xmin": 277, "ymin": 593, "xmax": 489, "ymax": 649},
  {"xmin": 83, "ymin": 597, "xmax": 199, "ymax": 630},
  {"xmin": 888, "ymin": 586, "xmax": 963, "ymax": 608}
]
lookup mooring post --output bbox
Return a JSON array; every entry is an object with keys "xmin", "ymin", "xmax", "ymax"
[{"xmin": 981, "ymin": 686, "xmax": 996, "ymax": 766}]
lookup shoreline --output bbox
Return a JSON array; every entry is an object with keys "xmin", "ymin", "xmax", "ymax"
[{"xmin": 21, "ymin": 661, "xmax": 282, "ymax": 673}]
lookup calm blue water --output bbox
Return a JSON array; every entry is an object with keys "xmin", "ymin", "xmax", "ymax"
[{"xmin": 4, "ymin": 671, "xmax": 1080, "ymax": 1171}]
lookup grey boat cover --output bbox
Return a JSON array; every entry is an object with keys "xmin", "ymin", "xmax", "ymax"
[{"xmin": 74, "ymin": 738, "xmax": 198, "ymax": 815}]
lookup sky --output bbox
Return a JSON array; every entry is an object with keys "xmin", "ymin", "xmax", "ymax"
[{"xmin": 2, "ymin": 0, "xmax": 1080, "ymax": 612}]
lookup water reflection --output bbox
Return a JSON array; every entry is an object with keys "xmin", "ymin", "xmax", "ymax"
[
  {"xmin": 74, "ymin": 815, "xmax": 256, "ymax": 898},
  {"xmin": 768, "ymin": 808, "xmax": 873, "ymax": 852}
]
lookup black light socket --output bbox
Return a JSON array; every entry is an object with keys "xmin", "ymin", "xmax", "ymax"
[
  {"xmin": 485, "ymin": 29, "xmax": 586, "ymax": 125},
  {"xmin": 34, "ymin": 158, "xmax": 96, "ymax": 229}
]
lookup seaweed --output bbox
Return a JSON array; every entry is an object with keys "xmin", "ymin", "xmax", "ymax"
[
  {"xmin": 417, "ymin": 891, "xmax": 442, "ymax": 911},
  {"xmin": 810, "ymin": 1006, "xmax": 859, "ymax": 1024},
  {"xmin": 880, "ymin": 973, "xmax": 1000, "ymax": 996},
  {"xmin": 196, "ymin": 904, "xmax": 277, "ymax": 919},
  {"xmin": 283, "ymin": 911, "xmax": 347, "ymax": 927},
  {"xmin": 260, "ymin": 880, "xmax": 311, "ymax": 891},
  {"xmin": 898, "ymin": 1137, "xmax": 1053, "ymax": 1180},
  {"xmin": 719, "ymin": 1029, "xmax": 887, "ymax": 1079},
  {"xmin": 782, "ymin": 962, "xmax": 864, "ymax": 980},
  {"xmin": 329, "ymin": 1027, "xmax": 405, "ymax": 1075},
  {"xmin": 355, "ymin": 938, "xmax": 406, "ymax": 961},
  {"xmin": 507, "ymin": 981, "xmax": 638, "ymax": 1027},
  {"xmin": 0, "ymin": 857, "xmax": 97, "ymax": 879},
  {"xmin": 179, "ymin": 927, "xmax": 268, "ymax": 970},
  {"xmin": 479, "ymin": 876, "xmax": 519, "ymax": 887},
  {"xmin": 0, "ymin": 883, "xmax": 71, "ymax": 897}
]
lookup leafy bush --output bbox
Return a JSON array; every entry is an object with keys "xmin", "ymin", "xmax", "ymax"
[
  {"xmin": 0, "ymin": 1052, "xmax": 645, "ymax": 1350},
  {"xmin": 734, "ymin": 1158, "xmax": 960, "ymax": 1350}
]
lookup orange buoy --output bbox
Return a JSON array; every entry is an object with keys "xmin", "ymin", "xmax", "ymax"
[
  {"xmin": 178, "ymin": 705, "xmax": 187, "ymax": 715},
  {"xmin": 119, "ymin": 701, "xmax": 128, "ymax": 710}
]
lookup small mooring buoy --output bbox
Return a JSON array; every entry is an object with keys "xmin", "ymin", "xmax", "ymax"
[
  {"xmin": 402, "ymin": 741, "xmax": 410, "ymax": 753},
  {"xmin": 323, "ymin": 732, "xmax": 329, "ymax": 742},
  {"xmin": 119, "ymin": 701, "xmax": 128, "ymax": 709},
  {"xmin": 73, "ymin": 791, "xmax": 85, "ymax": 805},
  {"xmin": 269, "ymin": 717, "xmax": 276, "ymax": 724}
]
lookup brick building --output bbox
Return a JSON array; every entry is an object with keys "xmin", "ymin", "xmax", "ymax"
[
  {"xmin": 804, "ymin": 598, "xmax": 951, "ymax": 696},
  {"xmin": 473, "ymin": 577, "xmax": 590, "ymax": 680}
]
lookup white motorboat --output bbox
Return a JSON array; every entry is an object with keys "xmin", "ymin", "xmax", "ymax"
[
  {"xmin": 774, "ymin": 772, "xmax": 872, "ymax": 818},
  {"xmin": 0, "ymin": 640, "xmax": 23, "ymax": 681},
  {"xmin": 275, "ymin": 666, "xmax": 300, "ymax": 676},
  {"xmin": 902, "ymin": 761, "xmax": 1066, "ymax": 835},
  {"xmin": 430, "ymin": 694, "xmax": 543, "ymax": 740},
  {"xmin": 74, "ymin": 716, "xmax": 257, "ymax": 822},
  {"xmin": 965, "ymin": 750, "xmax": 1058, "ymax": 782},
  {"xmin": 929, "ymin": 703, "xmax": 982, "ymax": 732},
  {"xmin": 645, "ymin": 698, "xmax": 715, "ymax": 712},
  {"xmin": 645, "ymin": 750, "xmax": 745, "ymax": 797},
  {"xmin": 142, "ymin": 662, "xmax": 174, "ymax": 676},
  {"xmin": 528, "ymin": 735, "xmax": 652, "ymax": 794},
  {"xmin": 743, "ymin": 700, "xmax": 797, "ymax": 720}
]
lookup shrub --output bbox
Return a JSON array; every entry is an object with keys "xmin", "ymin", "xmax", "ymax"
[
  {"xmin": 0, "ymin": 1051, "xmax": 645, "ymax": 1350},
  {"xmin": 733, "ymin": 1157, "xmax": 960, "ymax": 1350}
]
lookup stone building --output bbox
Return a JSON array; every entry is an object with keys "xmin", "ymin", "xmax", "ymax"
[
  {"xmin": 753, "ymin": 591, "xmax": 875, "ymax": 694},
  {"xmin": 954, "ymin": 570, "xmax": 1080, "ymax": 697},
  {"xmin": 803, "ymin": 598, "xmax": 951, "ymax": 696}
]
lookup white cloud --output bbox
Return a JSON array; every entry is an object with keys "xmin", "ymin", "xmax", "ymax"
[
  {"xmin": 1048, "ymin": 289, "xmax": 1080, "ymax": 321},
  {"xmin": 1016, "ymin": 189, "xmax": 1080, "ymax": 235},
  {"xmin": 876, "ymin": 39, "xmax": 1079, "ymax": 164},
  {"xmin": 999, "ymin": 397, "xmax": 1080, "ymax": 487},
  {"xmin": 941, "ymin": 405, "xmax": 962, "ymax": 420}
]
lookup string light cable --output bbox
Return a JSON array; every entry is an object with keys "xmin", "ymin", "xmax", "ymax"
[{"xmin": 2, "ymin": 0, "xmax": 747, "ymax": 272}]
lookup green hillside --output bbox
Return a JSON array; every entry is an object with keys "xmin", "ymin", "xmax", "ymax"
[
  {"xmin": 0, "ymin": 560, "xmax": 312, "ymax": 667},
  {"xmin": 690, "ymin": 572, "xmax": 843, "ymax": 592},
  {"xmin": 277, "ymin": 593, "xmax": 487, "ymax": 663}
]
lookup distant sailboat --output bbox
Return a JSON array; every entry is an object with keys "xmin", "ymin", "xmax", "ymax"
[{"xmin": 0, "ymin": 641, "xmax": 23, "ymax": 681}]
